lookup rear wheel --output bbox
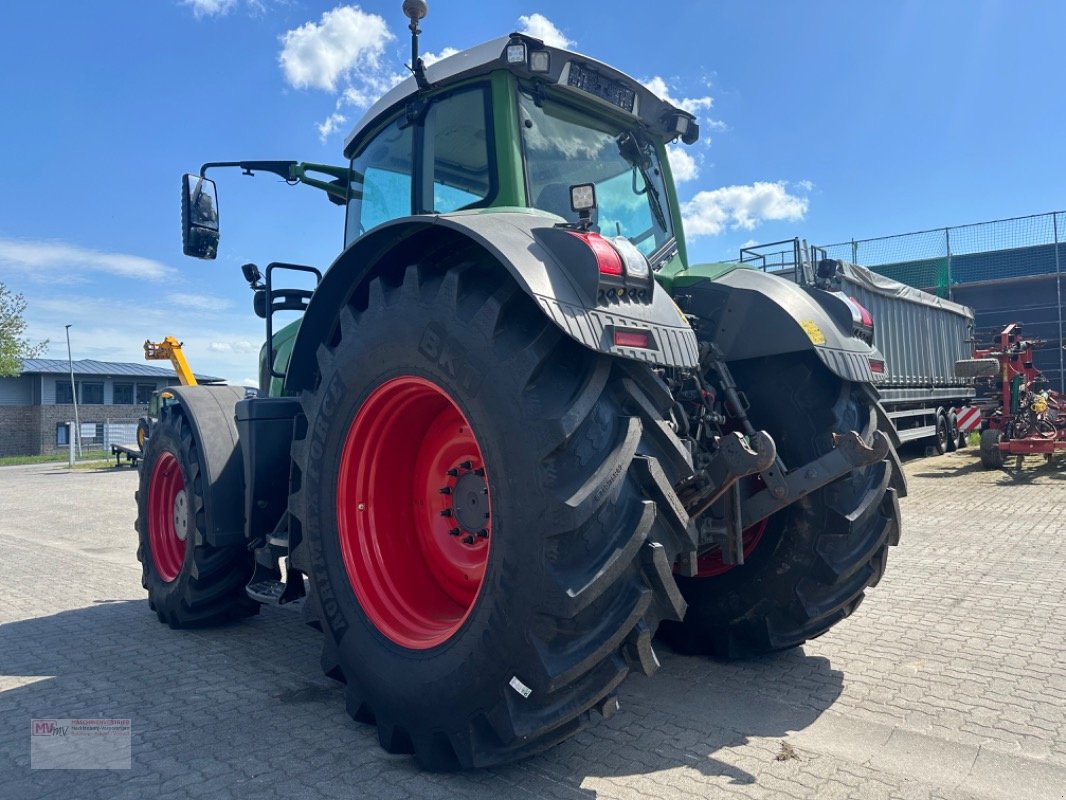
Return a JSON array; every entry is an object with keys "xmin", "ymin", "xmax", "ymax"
[
  {"xmin": 980, "ymin": 428, "xmax": 1005, "ymax": 469},
  {"xmin": 289, "ymin": 261, "xmax": 692, "ymax": 769},
  {"xmin": 136, "ymin": 404, "xmax": 258, "ymax": 627},
  {"xmin": 945, "ymin": 411, "xmax": 959, "ymax": 452},
  {"xmin": 933, "ymin": 410, "xmax": 949, "ymax": 455},
  {"xmin": 659, "ymin": 354, "xmax": 901, "ymax": 658}
]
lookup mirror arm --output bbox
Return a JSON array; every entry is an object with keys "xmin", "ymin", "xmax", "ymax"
[
  {"xmin": 197, "ymin": 161, "xmax": 363, "ymax": 206},
  {"xmin": 290, "ymin": 163, "xmax": 365, "ymax": 206},
  {"xmin": 198, "ymin": 160, "xmax": 299, "ymax": 179}
]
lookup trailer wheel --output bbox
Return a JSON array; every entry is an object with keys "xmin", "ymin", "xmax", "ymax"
[
  {"xmin": 136, "ymin": 404, "xmax": 259, "ymax": 627},
  {"xmin": 933, "ymin": 410, "xmax": 949, "ymax": 455},
  {"xmin": 289, "ymin": 261, "xmax": 692, "ymax": 770},
  {"xmin": 980, "ymin": 428, "xmax": 1005, "ymax": 469},
  {"xmin": 945, "ymin": 411, "xmax": 959, "ymax": 452},
  {"xmin": 658, "ymin": 353, "xmax": 900, "ymax": 658}
]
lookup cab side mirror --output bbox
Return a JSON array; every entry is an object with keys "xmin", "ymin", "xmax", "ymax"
[{"xmin": 182, "ymin": 174, "xmax": 220, "ymax": 259}]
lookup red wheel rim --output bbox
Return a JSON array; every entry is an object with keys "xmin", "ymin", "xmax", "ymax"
[
  {"xmin": 337, "ymin": 376, "xmax": 492, "ymax": 649},
  {"xmin": 690, "ymin": 517, "xmax": 769, "ymax": 578},
  {"xmin": 148, "ymin": 451, "xmax": 188, "ymax": 582}
]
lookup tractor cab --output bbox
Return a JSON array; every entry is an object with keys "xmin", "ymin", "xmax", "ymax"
[{"xmin": 341, "ymin": 32, "xmax": 699, "ymax": 271}]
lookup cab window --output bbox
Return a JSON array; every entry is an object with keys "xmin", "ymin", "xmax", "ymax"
[
  {"xmin": 423, "ymin": 87, "xmax": 493, "ymax": 213},
  {"xmin": 347, "ymin": 118, "xmax": 413, "ymax": 239},
  {"xmin": 346, "ymin": 85, "xmax": 494, "ymax": 244}
]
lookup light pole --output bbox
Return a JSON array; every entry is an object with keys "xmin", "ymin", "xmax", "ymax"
[{"xmin": 65, "ymin": 324, "xmax": 81, "ymax": 458}]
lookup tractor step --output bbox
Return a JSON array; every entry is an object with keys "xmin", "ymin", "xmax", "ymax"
[
  {"xmin": 245, "ymin": 560, "xmax": 306, "ymax": 606},
  {"xmin": 246, "ymin": 578, "xmax": 286, "ymax": 604}
]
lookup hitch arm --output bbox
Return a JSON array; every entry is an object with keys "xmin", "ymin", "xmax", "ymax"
[{"xmin": 740, "ymin": 430, "xmax": 891, "ymax": 530}]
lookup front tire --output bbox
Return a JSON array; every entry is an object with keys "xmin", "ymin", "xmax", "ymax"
[
  {"xmin": 980, "ymin": 428, "xmax": 1004, "ymax": 469},
  {"xmin": 136, "ymin": 404, "xmax": 258, "ymax": 627},
  {"xmin": 659, "ymin": 354, "xmax": 901, "ymax": 658},
  {"xmin": 288, "ymin": 261, "xmax": 692, "ymax": 769}
]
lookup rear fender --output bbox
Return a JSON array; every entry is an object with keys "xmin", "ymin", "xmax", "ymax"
[
  {"xmin": 677, "ymin": 268, "xmax": 878, "ymax": 383},
  {"xmin": 283, "ymin": 211, "xmax": 698, "ymax": 393}
]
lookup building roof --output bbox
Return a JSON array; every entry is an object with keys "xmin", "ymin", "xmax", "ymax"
[{"xmin": 19, "ymin": 358, "xmax": 224, "ymax": 383}]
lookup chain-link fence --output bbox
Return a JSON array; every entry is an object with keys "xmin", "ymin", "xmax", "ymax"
[
  {"xmin": 821, "ymin": 211, "xmax": 1066, "ymax": 296},
  {"xmin": 821, "ymin": 210, "xmax": 1065, "ymax": 392}
]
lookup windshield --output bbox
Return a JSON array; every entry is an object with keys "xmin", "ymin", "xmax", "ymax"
[{"xmin": 519, "ymin": 91, "xmax": 673, "ymax": 257}]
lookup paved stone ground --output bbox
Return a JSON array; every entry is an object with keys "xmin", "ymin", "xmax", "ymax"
[{"xmin": 1, "ymin": 449, "xmax": 1064, "ymax": 800}]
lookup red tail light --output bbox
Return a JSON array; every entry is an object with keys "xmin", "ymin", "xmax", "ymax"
[
  {"xmin": 869, "ymin": 359, "xmax": 885, "ymax": 374},
  {"xmin": 613, "ymin": 329, "xmax": 652, "ymax": 348},
  {"xmin": 569, "ymin": 231, "xmax": 622, "ymax": 276},
  {"xmin": 849, "ymin": 297, "xmax": 873, "ymax": 327}
]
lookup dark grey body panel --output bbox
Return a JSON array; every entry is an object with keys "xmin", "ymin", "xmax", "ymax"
[
  {"xmin": 169, "ymin": 385, "xmax": 247, "ymax": 547},
  {"xmin": 343, "ymin": 36, "xmax": 690, "ymax": 158},
  {"xmin": 284, "ymin": 211, "xmax": 699, "ymax": 393},
  {"xmin": 677, "ymin": 268, "xmax": 878, "ymax": 383}
]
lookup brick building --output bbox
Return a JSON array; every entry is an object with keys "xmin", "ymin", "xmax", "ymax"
[{"xmin": 0, "ymin": 359, "xmax": 222, "ymax": 457}]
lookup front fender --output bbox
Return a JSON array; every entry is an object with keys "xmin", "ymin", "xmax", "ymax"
[
  {"xmin": 284, "ymin": 211, "xmax": 698, "ymax": 393},
  {"xmin": 677, "ymin": 268, "xmax": 879, "ymax": 383}
]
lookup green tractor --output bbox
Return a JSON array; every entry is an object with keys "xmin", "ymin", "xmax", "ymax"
[{"xmin": 137, "ymin": 2, "xmax": 903, "ymax": 770}]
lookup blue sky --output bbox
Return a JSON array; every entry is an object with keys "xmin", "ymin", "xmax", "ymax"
[{"xmin": 1, "ymin": 0, "xmax": 1062, "ymax": 383}]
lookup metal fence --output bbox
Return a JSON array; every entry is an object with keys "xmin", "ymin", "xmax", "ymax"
[
  {"xmin": 66, "ymin": 418, "xmax": 141, "ymax": 456},
  {"xmin": 821, "ymin": 210, "xmax": 1065, "ymax": 392}
]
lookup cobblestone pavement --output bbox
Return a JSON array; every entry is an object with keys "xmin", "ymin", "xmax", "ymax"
[{"xmin": 1, "ymin": 450, "xmax": 1064, "ymax": 800}]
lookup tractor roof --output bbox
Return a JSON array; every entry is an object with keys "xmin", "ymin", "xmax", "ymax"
[{"xmin": 343, "ymin": 33, "xmax": 696, "ymax": 158}]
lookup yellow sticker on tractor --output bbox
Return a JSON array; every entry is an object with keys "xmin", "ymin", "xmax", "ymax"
[{"xmin": 800, "ymin": 320, "xmax": 826, "ymax": 345}]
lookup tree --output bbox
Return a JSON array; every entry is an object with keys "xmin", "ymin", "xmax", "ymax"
[{"xmin": 0, "ymin": 282, "xmax": 48, "ymax": 377}]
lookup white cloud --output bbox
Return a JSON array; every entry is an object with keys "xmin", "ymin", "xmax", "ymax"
[
  {"xmin": 182, "ymin": 0, "xmax": 238, "ymax": 17},
  {"xmin": 279, "ymin": 5, "xmax": 394, "ymax": 92},
  {"xmin": 666, "ymin": 146, "xmax": 699, "ymax": 183},
  {"xmin": 0, "ymin": 237, "xmax": 174, "ymax": 281},
  {"xmin": 208, "ymin": 340, "xmax": 258, "ymax": 353},
  {"xmin": 517, "ymin": 13, "xmax": 573, "ymax": 48},
  {"xmin": 641, "ymin": 76, "xmax": 715, "ymax": 116},
  {"xmin": 681, "ymin": 181, "xmax": 810, "ymax": 239},
  {"xmin": 316, "ymin": 111, "xmax": 347, "ymax": 141},
  {"xmin": 166, "ymin": 292, "xmax": 231, "ymax": 312},
  {"xmin": 422, "ymin": 47, "xmax": 459, "ymax": 67}
]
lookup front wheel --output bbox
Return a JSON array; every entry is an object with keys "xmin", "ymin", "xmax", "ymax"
[
  {"xmin": 289, "ymin": 261, "xmax": 692, "ymax": 769},
  {"xmin": 980, "ymin": 428, "xmax": 1004, "ymax": 469},
  {"xmin": 136, "ymin": 403, "xmax": 258, "ymax": 627},
  {"xmin": 658, "ymin": 354, "xmax": 901, "ymax": 658}
]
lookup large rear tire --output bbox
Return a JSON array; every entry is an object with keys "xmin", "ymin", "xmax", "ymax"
[
  {"xmin": 288, "ymin": 261, "xmax": 692, "ymax": 770},
  {"xmin": 659, "ymin": 354, "xmax": 901, "ymax": 658},
  {"xmin": 136, "ymin": 404, "xmax": 259, "ymax": 627}
]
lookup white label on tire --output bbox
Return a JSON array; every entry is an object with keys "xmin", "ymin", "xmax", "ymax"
[{"xmin": 509, "ymin": 676, "xmax": 532, "ymax": 698}]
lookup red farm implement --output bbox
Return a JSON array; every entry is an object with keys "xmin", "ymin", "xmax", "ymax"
[{"xmin": 956, "ymin": 323, "xmax": 1066, "ymax": 468}]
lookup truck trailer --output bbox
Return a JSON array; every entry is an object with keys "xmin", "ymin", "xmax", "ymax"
[{"xmin": 738, "ymin": 240, "xmax": 980, "ymax": 452}]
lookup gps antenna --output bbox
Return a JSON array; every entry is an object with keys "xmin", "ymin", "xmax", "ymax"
[{"xmin": 402, "ymin": 0, "xmax": 429, "ymax": 89}]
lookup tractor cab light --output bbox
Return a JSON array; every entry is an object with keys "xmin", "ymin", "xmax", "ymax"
[
  {"xmin": 613, "ymin": 329, "xmax": 652, "ymax": 348},
  {"xmin": 529, "ymin": 49, "xmax": 550, "ymax": 73},
  {"xmin": 506, "ymin": 39, "xmax": 527, "ymax": 64},
  {"xmin": 570, "ymin": 183, "xmax": 596, "ymax": 213}
]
